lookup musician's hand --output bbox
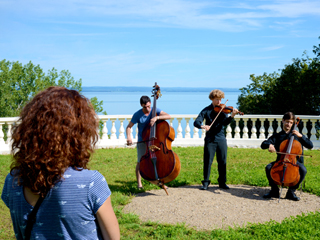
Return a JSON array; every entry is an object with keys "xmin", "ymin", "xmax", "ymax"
[
  {"xmin": 268, "ymin": 144, "xmax": 276, "ymax": 153},
  {"xmin": 292, "ymin": 130, "xmax": 302, "ymax": 138},
  {"xmin": 150, "ymin": 116, "xmax": 158, "ymax": 126},
  {"xmin": 201, "ymin": 125, "xmax": 210, "ymax": 131},
  {"xmin": 127, "ymin": 138, "xmax": 133, "ymax": 146},
  {"xmin": 231, "ymin": 108, "xmax": 239, "ymax": 118}
]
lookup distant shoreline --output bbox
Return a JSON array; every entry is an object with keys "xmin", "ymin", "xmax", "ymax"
[{"xmin": 82, "ymin": 86, "xmax": 241, "ymax": 92}]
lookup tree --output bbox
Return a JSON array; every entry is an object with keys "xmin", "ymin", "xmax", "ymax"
[
  {"xmin": 270, "ymin": 54, "xmax": 320, "ymax": 115},
  {"xmin": 0, "ymin": 59, "xmax": 103, "ymax": 117},
  {"xmin": 237, "ymin": 72, "xmax": 279, "ymax": 114},
  {"xmin": 238, "ymin": 38, "xmax": 320, "ymax": 115}
]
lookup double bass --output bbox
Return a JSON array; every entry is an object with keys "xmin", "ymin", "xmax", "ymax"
[
  {"xmin": 139, "ymin": 83, "xmax": 181, "ymax": 195},
  {"xmin": 270, "ymin": 118, "xmax": 302, "ymax": 200}
]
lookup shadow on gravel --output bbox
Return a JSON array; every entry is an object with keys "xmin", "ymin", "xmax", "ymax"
[{"xmin": 168, "ymin": 184, "xmax": 281, "ymax": 201}]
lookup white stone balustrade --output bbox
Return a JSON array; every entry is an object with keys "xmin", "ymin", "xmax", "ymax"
[{"xmin": 1, "ymin": 115, "xmax": 319, "ymax": 154}]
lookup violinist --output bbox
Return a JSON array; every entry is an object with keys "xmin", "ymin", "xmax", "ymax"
[
  {"xmin": 126, "ymin": 96, "xmax": 171, "ymax": 189},
  {"xmin": 261, "ymin": 112, "xmax": 313, "ymax": 201},
  {"xmin": 194, "ymin": 89, "xmax": 239, "ymax": 190}
]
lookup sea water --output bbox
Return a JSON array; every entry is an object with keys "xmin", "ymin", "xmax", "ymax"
[{"xmin": 82, "ymin": 87, "xmax": 241, "ymax": 137}]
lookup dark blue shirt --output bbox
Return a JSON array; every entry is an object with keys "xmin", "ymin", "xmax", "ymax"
[
  {"xmin": 194, "ymin": 104, "xmax": 233, "ymax": 142},
  {"xmin": 131, "ymin": 107, "xmax": 161, "ymax": 142}
]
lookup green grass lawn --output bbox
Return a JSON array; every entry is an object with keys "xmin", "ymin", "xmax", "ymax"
[{"xmin": 1, "ymin": 147, "xmax": 320, "ymax": 239}]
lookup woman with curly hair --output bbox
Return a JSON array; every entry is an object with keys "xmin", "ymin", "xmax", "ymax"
[{"xmin": 1, "ymin": 86, "xmax": 120, "ymax": 240}]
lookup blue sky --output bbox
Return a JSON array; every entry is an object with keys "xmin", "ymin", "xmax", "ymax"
[{"xmin": 1, "ymin": 0, "xmax": 320, "ymax": 88}]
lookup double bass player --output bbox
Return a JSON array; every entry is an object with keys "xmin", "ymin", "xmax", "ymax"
[
  {"xmin": 126, "ymin": 95, "xmax": 171, "ymax": 189},
  {"xmin": 261, "ymin": 112, "xmax": 313, "ymax": 201}
]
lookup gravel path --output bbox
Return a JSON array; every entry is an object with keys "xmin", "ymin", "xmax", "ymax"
[{"xmin": 123, "ymin": 185, "xmax": 320, "ymax": 230}]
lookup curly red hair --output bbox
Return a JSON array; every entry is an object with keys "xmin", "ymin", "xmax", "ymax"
[{"xmin": 10, "ymin": 86, "xmax": 99, "ymax": 197}]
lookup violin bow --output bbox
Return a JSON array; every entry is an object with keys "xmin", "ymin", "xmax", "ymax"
[
  {"xmin": 208, "ymin": 99, "xmax": 228, "ymax": 129},
  {"xmin": 274, "ymin": 151, "xmax": 312, "ymax": 158},
  {"xmin": 125, "ymin": 138, "xmax": 153, "ymax": 146}
]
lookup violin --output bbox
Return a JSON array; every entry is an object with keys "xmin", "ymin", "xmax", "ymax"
[
  {"xmin": 208, "ymin": 100, "xmax": 244, "ymax": 130},
  {"xmin": 139, "ymin": 83, "xmax": 181, "ymax": 195},
  {"xmin": 270, "ymin": 118, "xmax": 302, "ymax": 189},
  {"xmin": 214, "ymin": 104, "xmax": 244, "ymax": 115}
]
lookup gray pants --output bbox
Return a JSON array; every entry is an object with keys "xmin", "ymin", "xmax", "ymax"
[{"xmin": 137, "ymin": 142, "xmax": 147, "ymax": 163}]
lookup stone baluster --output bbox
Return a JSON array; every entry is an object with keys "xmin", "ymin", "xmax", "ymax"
[
  {"xmin": 110, "ymin": 120, "xmax": 117, "ymax": 140},
  {"xmin": 96, "ymin": 123, "xmax": 101, "ymax": 142},
  {"xmin": 276, "ymin": 119, "xmax": 282, "ymax": 133},
  {"xmin": 176, "ymin": 118, "xmax": 183, "ymax": 139},
  {"xmin": 234, "ymin": 118, "xmax": 240, "ymax": 139},
  {"xmin": 267, "ymin": 119, "xmax": 274, "ymax": 138},
  {"xmin": 118, "ymin": 118, "xmax": 125, "ymax": 140},
  {"xmin": 259, "ymin": 119, "xmax": 266, "ymax": 139},
  {"xmin": 185, "ymin": 118, "xmax": 191, "ymax": 139},
  {"xmin": 242, "ymin": 118, "xmax": 249, "ymax": 139},
  {"xmin": 226, "ymin": 125, "xmax": 232, "ymax": 138},
  {"xmin": 302, "ymin": 120, "xmax": 308, "ymax": 136},
  {"xmin": 193, "ymin": 125, "xmax": 199, "ymax": 139},
  {"xmin": 125, "ymin": 118, "xmax": 133, "ymax": 140},
  {"xmin": 251, "ymin": 118, "xmax": 257, "ymax": 139},
  {"xmin": 6, "ymin": 123, "xmax": 12, "ymax": 145},
  {"xmin": 201, "ymin": 128, "xmax": 206, "ymax": 139},
  {"xmin": 101, "ymin": 120, "xmax": 108, "ymax": 141},
  {"xmin": 0, "ymin": 123, "xmax": 5, "ymax": 146},
  {"xmin": 310, "ymin": 119, "xmax": 317, "ymax": 141}
]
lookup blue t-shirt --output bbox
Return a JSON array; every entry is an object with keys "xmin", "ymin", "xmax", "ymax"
[
  {"xmin": 1, "ymin": 167, "xmax": 111, "ymax": 240},
  {"xmin": 131, "ymin": 107, "xmax": 161, "ymax": 141}
]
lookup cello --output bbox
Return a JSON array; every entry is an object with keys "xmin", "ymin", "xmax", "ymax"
[
  {"xmin": 270, "ymin": 117, "xmax": 302, "ymax": 201},
  {"xmin": 139, "ymin": 83, "xmax": 181, "ymax": 195}
]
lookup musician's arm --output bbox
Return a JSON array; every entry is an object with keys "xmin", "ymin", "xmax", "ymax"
[
  {"xmin": 261, "ymin": 134, "xmax": 277, "ymax": 151},
  {"xmin": 292, "ymin": 130, "xmax": 313, "ymax": 149},
  {"xmin": 299, "ymin": 135, "xmax": 314, "ymax": 149},
  {"xmin": 194, "ymin": 109, "xmax": 205, "ymax": 129},
  {"xmin": 126, "ymin": 121, "xmax": 134, "ymax": 145},
  {"xmin": 158, "ymin": 111, "xmax": 171, "ymax": 120},
  {"xmin": 150, "ymin": 111, "xmax": 171, "ymax": 126},
  {"xmin": 222, "ymin": 113, "xmax": 233, "ymax": 126}
]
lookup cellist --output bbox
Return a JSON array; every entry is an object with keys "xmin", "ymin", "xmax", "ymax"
[
  {"xmin": 126, "ymin": 95, "xmax": 171, "ymax": 189},
  {"xmin": 261, "ymin": 112, "xmax": 313, "ymax": 201}
]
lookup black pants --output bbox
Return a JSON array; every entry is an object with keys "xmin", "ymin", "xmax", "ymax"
[
  {"xmin": 265, "ymin": 161, "xmax": 307, "ymax": 191},
  {"xmin": 203, "ymin": 139, "xmax": 228, "ymax": 184}
]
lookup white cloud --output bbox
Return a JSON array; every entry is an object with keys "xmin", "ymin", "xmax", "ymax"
[
  {"xmin": 1, "ymin": 0, "xmax": 320, "ymax": 32},
  {"xmin": 258, "ymin": 1, "xmax": 320, "ymax": 18},
  {"xmin": 259, "ymin": 45, "xmax": 284, "ymax": 51}
]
